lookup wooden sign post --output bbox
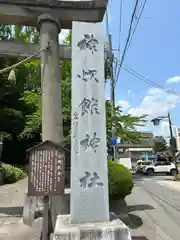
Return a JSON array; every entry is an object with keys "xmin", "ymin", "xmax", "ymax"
[{"xmin": 27, "ymin": 140, "xmax": 66, "ymax": 240}]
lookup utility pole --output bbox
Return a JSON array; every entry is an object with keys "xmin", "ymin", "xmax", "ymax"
[
  {"xmin": 168, "ymin": 112, "xmax": 173, "ymax": 141},
  {"xmin": 152, "ymin": 112, "xmax": 176, "ymax": 158},
  {"xmin": 168, "ymin": 112, "xmax": 176, "ymax": 158},
  {"xmin": 151, "ymin": 112, "xmax": 173, "ymax": 143},
  {"xmin": 109, "ymin": 34, "xmax": 115, "ymax": 118},
  {"xmin": 108, "ymin": 34, "xmax": 116, "ymax": 160}
]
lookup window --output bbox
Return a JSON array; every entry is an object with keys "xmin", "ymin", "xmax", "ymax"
[{"xmin": 156, "ymin": 161, "xmax": 170, "ymax": 166}]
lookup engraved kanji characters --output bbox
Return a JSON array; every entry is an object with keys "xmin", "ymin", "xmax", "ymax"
[
  {"xmin": 79, "ymin": 97, "xmax": 100, "ymax": 116},
  {"xmin": 79, "ymin": 171, "xmax": 104, "ymax": 188},
  {"xmin": 80, "ymin": 132, "xmax": 100, "ymax": 153},
  {"xmin": 77, "ymin": 69, "xmax": 98, "ymax": 83},
  {"xmin": 77, "ymin": 34, "xmax": 98, "ymax": 54}
]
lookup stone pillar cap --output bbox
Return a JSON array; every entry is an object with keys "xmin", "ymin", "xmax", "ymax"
[{"xmin": 37, "ymin": 14, "xmax": 61, "ymax": 33}]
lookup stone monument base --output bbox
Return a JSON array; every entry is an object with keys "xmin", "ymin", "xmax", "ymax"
[{"xmin": 53, "ymin": 214, "xmax": 131, "ymax": 240}]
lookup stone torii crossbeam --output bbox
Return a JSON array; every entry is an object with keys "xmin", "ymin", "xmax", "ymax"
[
  {"xmin": 0, "ymin": 0, "xmax": 108, "ymax": 27},
  {"xmin": 0, "ymin": 41, "xmax": 71, "ymax": 60}
]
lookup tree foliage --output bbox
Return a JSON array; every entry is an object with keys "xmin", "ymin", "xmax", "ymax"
[
  {"xmin": 0, "ymin": 26, "xmax": 148, "ymax": 164},
  {"xmin": 154, "ymin": 136, "xmax": 167, "ymax": 153},
  {"xmin": 106, "ymin": 100, "xmax": 147, "ymax": 143},
  {"xmin": 0, "ymin": 25, "xmax": 12, "ymax": 40}
]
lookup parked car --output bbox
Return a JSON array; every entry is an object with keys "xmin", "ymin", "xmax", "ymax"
[
  {"xmin": 135, "ymin": 160, "xmax": 152, "ymax": 173},
  {"xmin": 141, "ymin": 161, "xmax": 177, "ymax": 175}
]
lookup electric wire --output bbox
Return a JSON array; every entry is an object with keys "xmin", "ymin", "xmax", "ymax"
[
  {"xmin": 122, "ymin": 64, "xmax": 180, "ymax": 97},
  {"xmin": 115, "ymin": 0, "xmax": 139, "ymax": 85},
  {"xmin": 114, "ymin": 0, "xmax": 123, "ymax": 77},
  {"xmin": 126, "ymin": 0, "xmax": 147, "ymax": 51},
  {"xmin": 115, "ymin": 0, "xmax": 147, "ymax": 86}
]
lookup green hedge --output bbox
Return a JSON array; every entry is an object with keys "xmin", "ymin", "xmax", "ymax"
[
  {"xmin": 108, "ymin": 160, "xmax": 133, "ymax": 200},
  {"xmin": 0, "ymin": 163, "xmax": 25, "ymax": 184}
]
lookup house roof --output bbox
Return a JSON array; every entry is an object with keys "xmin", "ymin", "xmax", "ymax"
[{"xmin": 26, "ymin": 140, "xmax": 69, "ymax": 153}]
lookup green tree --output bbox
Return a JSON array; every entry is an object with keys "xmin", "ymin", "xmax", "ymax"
[
  {"xmin": 154, "ymin": 136, "xmax": 167, "ymax": 153},
  {"xmin": 106, "ymin": 100, "xmax": 147, "ymax": 143},
  {"xmin": 12, "ymin": 26, "xmax": 39, "ymax": 43},
  {"xmin": 0, "ymin": 27, "xmax": 148, "ymax": 164},
  {"xmin": 0, "ymin": 25, "xmax": 41, "ymax": 163},
  {"xmin": 0, "ymin": 25, "xmax": 27, "ymax": 137},
  {"xmin": 20, "ymin": 31, "xmax": 147, "ymax": 143},
  {"xmin": 0, "ymin": 25, "xmax": 12, "ymax": 40},
  {"xmin": 20, "ymin": 30, "xmax": 72, "ymax": 140}
]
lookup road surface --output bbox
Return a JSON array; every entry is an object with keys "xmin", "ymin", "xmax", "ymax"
[
  {"xmin": 126, "ymin": 175, "xmax": 180, "ymax": 240},
  {"xmin": 1, "ymin": 175, "xmax": 180, "ymax": 240}
]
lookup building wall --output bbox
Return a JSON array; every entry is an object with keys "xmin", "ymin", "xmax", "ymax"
[
  {"xmin": 130, "ymin": 150, "xmax": 153, "ymax": 163},
  {"xmin": 116, "ymin": 132, "xmax": 154, "ymax": 149},
  {"xmin": 115, "ymin": 132, "xmax": 154, "ymax": 167},
  {"xmin": 176, "ymin": 128, "xmax": 180, "ymax": 151}
]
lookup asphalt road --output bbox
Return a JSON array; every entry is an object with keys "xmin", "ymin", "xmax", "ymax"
[
  {"xmin": 1, "ymin": 175, "xmax": 180, "ymax": 240},
  {"xmin": 126, "ymin": 175, "xmax": 180, "ymax": 240}
]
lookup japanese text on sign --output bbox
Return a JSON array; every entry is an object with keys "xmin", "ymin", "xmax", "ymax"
[{"xmin": 28, "ymin": 147, "xmax": 64, "ymax": 196}]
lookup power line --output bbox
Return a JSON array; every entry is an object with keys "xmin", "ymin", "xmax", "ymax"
[
  {"xmin": 113, "ymin": 55, "xmax": 180, "ymax": 96},
  {"xmin": 126, "ymin": 0, "xmax": 147, "ymax": 51},
  {"xmin": 122, "ymin": 64, "xmax": 180, "ymax": 97},
  {"xmin": 115, "ymin": 0, "xmax": 147, "ymax": 86},
  {"xmin": 115, "ymin": 0, "xmax": 139, "ymax": 84},
  {"xmin": 114, "ymin": 0, "xmax": 123, "ymax": 77},
  {"xmin": 117, "ymin": 0, "xmax": 123, "ymax": 54}
]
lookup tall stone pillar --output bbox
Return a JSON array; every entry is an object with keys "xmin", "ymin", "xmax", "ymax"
[
  {"xmin": 38, "ymin": 14, "xmax": 67, "ymax": 228},
  {"xmin": 38, "ymin": 14, "xmax": 63, "ymax": 142}
]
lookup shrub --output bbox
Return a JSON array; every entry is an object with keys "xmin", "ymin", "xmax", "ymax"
[
  {"xmin": 108, "ymin": 160, "xmax": 133, "ymax": 200},
  {"xmin": 1, "ymin": 163, "xmax": 25, "ymax": 184}
]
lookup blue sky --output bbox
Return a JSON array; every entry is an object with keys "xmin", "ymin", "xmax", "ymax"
[
  {"xmin": 59, "ymin": 0, "xmax": 180, "ymax": 139},
  {"xmin": 105, "ymin": 0, "xmax": 180, "ymax": 138}
]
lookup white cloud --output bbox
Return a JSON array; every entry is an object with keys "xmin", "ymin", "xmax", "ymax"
[
  {"xmin": 58, "ymin": 30, "xmax": 70, "ymax": 44},
  {"xmin": 166, "ymin": 76, "xmax": 180, "ymax": 84},
  {"xmin": 127, "ymin": 89, "xmax": 132, "ymax": 96},
  {"xmin": 128, "ymin": 87, "xmax": 180, "ymax": 136},
  {"xmin": 118, "ymin": 99, "xmax": 131, "ymax": 111},
  {"xmin": 153, "ymin": 121, "xmax": 170, "ymax": 138},
  {"xmin": 127, "ymin": 89, "xmax": 134, "ymax": 97}
]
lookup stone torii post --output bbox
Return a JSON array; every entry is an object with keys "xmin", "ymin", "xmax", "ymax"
[
  {"xmin": 0, "ymin": 0, "xmax": 108, "ymax": 229},
  {"xmin": 37, "ymin": 13, "xmax": 65, "ymax": 228}
]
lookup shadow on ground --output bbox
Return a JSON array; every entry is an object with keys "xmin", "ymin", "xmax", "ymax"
[
  {"xmin": 133, "ymin": 172, "xmax": 171, "ymax": 180},
  {"xmin": 161, "ymin": 178, "xmax": 176, "ymax": 181},
  {"xmin": 114, "ymin": 200, "xmax": 154, "ymax": 231},
  {"xmin": 128, "ymin": 204, "xmax": 154, "ymax": 212},
  {"xmin": 120, "ymin": 211, "xmax": 149, "ymax": 239},
  {"xmin": 0, "ymin": 206, "xmax": 23, "ymax": 217},
  {"xmin": 120, "ymin": 213, "xmax": 143, "ymax": 229},
  {"xmin": 132, "ymin": 237, "xmax": 148, "ymax": 240}
]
